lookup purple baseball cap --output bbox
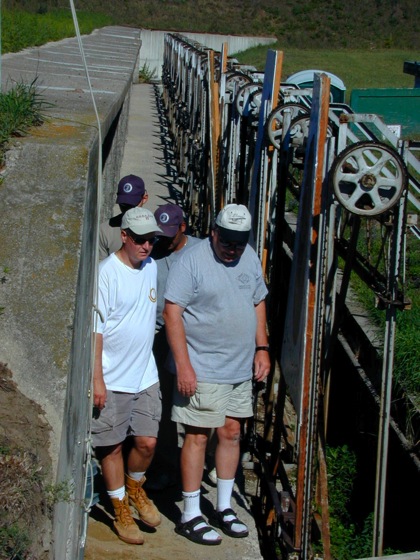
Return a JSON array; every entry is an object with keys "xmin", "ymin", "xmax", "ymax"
[
  {"xmin": 116, "ymin": 175, "xmax": 146, "ymax": 205},
  {"xmin": 154, "ymin": 204, "xmax": 184, "ymax": 237}
]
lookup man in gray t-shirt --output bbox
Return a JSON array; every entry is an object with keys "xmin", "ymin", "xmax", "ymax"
[{"xmin": 163, "ymin": 204, "xmax": 270, "ymax": 546}]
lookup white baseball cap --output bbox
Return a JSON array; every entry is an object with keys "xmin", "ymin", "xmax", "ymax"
[
  {"xmin": 215, "ymin": 204, "xmax": 252, "ymax": 243},
  {"xmin": 121, "ymin": 207, "xmax": 163, "ymax": 235}
]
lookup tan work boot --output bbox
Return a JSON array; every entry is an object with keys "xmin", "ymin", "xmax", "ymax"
[
  {"xmin": 110, "ymin": 495, "xmax": 145, "ymax": 544},
  {"xmin": 125, "ymin": 474, "xmax": 162, "ymax": 527}
]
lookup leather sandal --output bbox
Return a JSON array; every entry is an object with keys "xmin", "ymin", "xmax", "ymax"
[
  {"xmin": 175, "ymin": 515, "xmax": 222, "ymax": 545},
  {"xmin": 212, "ymin": 508, "xmax": 249, "ymax": 538}
]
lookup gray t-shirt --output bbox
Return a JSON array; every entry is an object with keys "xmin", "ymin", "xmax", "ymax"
[
  {"xmin": 155, "ymin": 235, "xmax": 202, "ymax": 330},
  {"xmin": 164, "ymin": 238, "xmax": 268, "ymax": 384},
  {"xmin": 99, "ymin": 215, "xmax": 123, "ymax": 261}
]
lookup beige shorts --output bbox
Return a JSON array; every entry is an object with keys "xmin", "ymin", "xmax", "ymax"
[{"xmin": 171, "ymin": 379, "xmax": 253, "ymax": 428}]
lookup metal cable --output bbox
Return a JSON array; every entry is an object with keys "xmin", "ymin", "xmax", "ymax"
[{"xmin": 68, "ymin": 0, "xmax": 103, "ymax": 549}]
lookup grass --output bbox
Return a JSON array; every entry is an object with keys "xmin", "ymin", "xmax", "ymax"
[
  {"xmin": 1, "ymin": 8, "xmax": 114, "ymax": 54},
  {"xmin": 0, "ymin": 79, "xmax": 51, "ymax": 167},
  {"xmin": 232, "ymin": 44, "xmax": 418, "ymax": 103},
  {"xmin": 0, "ymin": 449, "xmax": 45, "ymax": 559}
]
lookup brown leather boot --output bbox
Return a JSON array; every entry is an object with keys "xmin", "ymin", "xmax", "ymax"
[
  {"xmin": 125, "ymin": 475, "xmax": 162, "ymax": 527},
  {"xmin": 110, "ymin": 495, "xmax": 145, "ymax": 544}
]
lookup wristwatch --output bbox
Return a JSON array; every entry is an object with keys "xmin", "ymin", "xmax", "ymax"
[{"xmin": 255, "ymin": 346, "xmax": 270, "ymax": 352}]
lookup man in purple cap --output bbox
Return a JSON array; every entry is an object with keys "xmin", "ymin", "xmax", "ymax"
[
  {"xmin": 147, "ymin": 204, "xmax": 201, "ymax": 487},
  {"xmin": 98, "ymin": 174, "xmax": 149, "ymax": 261},
  {"xmin": 153, "ymin": 203, "xmax": 201, "ymax": 334}
]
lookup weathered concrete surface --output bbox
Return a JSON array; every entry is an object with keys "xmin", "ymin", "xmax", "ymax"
[
  {"xmin": 139, "ymin": 29, "xmax": 277, "ymax": 79},
  {"xmin": 0, "ymin": 25, "xmax": 141, "ymax": 558}
]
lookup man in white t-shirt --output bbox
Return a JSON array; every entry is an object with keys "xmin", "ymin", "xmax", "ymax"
[{"xmin": 92, "ymin": 207, "xmax": 162, "ymax": 545}]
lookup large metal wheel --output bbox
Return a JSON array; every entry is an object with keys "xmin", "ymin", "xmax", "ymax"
[
  {"xmin": 265, "ymin": 102, "xmax": 310, "ymax": 149},
  {"xmin": 330, "ymin": 141, "xmax": 407, "ymax": 216}
]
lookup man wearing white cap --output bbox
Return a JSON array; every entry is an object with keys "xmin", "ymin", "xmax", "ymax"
[
  {"xmin": 163, "ymin": 204, "xmax": 270, "ymax": 545},
  {"xmin": 92, "ymin": 207, "xmax": 163, "ymax": 545}
]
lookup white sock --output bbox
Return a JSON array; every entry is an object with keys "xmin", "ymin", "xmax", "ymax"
[
  {"xmin": 181, "ymin": 490, "xmax": 201, "ymax": 522},
  {"xmin": 127, "ymin": 470, "xmax": 145, "ymax": 482},
  {"xmin": 216, "ymin": 477, "xmax": 234, "ymax": 512},
  {"xmin": 217, "ymin": 478, "xmax": 247, "ymax": 534},
  {"xmin": 107, "ymin": 486, "xmax": 125, "ymax": 501},
  {"xmin": 181, "ymin": 490, "xmax": 220, "ymax": 542}
]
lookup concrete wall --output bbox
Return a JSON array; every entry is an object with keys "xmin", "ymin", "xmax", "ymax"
[
  {"xmin": 0, "ymin": 26, "xmax": 141, "ymax": 558},
  {"xmin": 139, "ymin": 29, "xmax": 277, "ymax": 78}
]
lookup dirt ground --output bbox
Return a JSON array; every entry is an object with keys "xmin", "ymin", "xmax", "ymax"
[
  {"xmin": 83, "ymin": 445, "xmax": 264, "ymax": 560},
  {"xmin": 0, "ymin": 362, "xmax": 52, "ymax": 559},
  {"xmin": 0, "ymin": 359, "xmax": 265, "ymax": 560}
]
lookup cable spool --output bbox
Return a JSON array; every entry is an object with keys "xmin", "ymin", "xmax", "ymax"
[{"xmin": 329, "ymin": 141, "xmax": 407, "ymax": 216}]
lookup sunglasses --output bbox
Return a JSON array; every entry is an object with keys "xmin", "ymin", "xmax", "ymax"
[
  {"xmin": 218, "ymin": 237, "xmax": 247, "ymax": 250},
  {"xmin": 126, "ymin": 232, "xmax": 158, "ymax": 246}
]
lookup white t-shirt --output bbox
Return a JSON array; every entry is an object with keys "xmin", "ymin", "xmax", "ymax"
[{"xmin": 95, "ymin": 253, "xmax": 159, "ymax": 393}]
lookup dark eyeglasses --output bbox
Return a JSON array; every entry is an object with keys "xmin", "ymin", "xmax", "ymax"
[
  {"xmin": 218, "ymin": 237, "xmax": 247, "ymax": 250},
  {"xmin": 127, "ymin": 233, "xmax": 158, "ymax": 246}
]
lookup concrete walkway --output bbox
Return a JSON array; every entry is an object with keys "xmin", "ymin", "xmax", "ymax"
[
  {"xmin": 84, "ymin": 83, "xmax": 264, "ymax": 560},
  {"xmin": 119, "ymin": 83, "xmax": 182, "ymax": 212}
]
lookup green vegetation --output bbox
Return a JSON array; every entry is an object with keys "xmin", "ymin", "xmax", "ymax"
[
  {"xmin": 44, "ymin": 0, "xmax": 420, "ymax": 50},
  {"xmin": 351, "ymin": 255, "xmax": 420, "ymax": 405},
  {"xmin": 0, "ymin": 79, "xmax": 51, "ymax": 166},
  {"xmin": 0, "ymin": 449, "xmax": 45, "ymax": 560},
  {"xmin": 233, "ymin": 45, "xmax": 417, "ymax": 103},
  {"xmin": 326, "ymin": 445, "xmax": 402, "ymax": 559},
  {"xmin": 3, "ymin": 0, "xmax": 419, "ymax": 50},
  {"xmin": 139, "ymin": 61, "xmax": 159, "ymax": 83},
  {"xmin": 1, "ymin": 8, "xmax": 114, "ymax": 54}
]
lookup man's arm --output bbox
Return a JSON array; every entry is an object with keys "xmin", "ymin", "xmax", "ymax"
[
  {"xmin": 163, "ymin": 300, "xmax": 197, "ymax": 397},
  {"xmin": 93, "ymin": 333, "xmax": 107, "ymax": 409},
  {"xmin": 253, "ymin": 300, "xmax": 271, "ymax": 382}
]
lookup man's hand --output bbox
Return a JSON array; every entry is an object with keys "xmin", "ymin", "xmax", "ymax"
[
  {"xmin": 177, "ymin": 364, "xmax": 197, "ymax": 397},
  {"xmin": 93, "ymin": 375, "xmax": 107, "ymax": 410},
  {"xmin": 93, "ymin": 333, "xmax": 107, "ymax": 410},
  {"xmin": 253, "ymin": 350, "xmax": 271, "ymax": 382}
]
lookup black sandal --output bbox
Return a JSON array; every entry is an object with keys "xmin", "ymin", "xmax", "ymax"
[
  {"xmin": 212, "ymin": 508, "xmax": 249, "ymax": 538},
  {"xmin": 175, "ymin": 515, "xmax": 222, "ymax": 545}
]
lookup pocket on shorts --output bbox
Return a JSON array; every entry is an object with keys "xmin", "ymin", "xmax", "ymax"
[
  {"xmin": 195, "ymin": 382, "xmax": 219, "ymax": 413},
  {"xmin": 143, "ymin": 384, "xmax": 162, "ymax": 421},
  {"xmin": 91, "ymin": 391, "xmax": 116, "ymax": 434}
]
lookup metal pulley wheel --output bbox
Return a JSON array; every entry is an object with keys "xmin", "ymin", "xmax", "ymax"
[
  {"xmin": 225, "ymin": 72, "xmax": 252, "ymax": 96},
  {"xmin": 330, "ymin": 141, "xmax": 407, "ymax": 216},
  {"xmin": 289, "ymin": 115, "xmax": 334, "ymax": 165},
  {"xmin": 265, "ymin": 102, "xmax": 310, "ymax": 149},
  {"xmin": 235, "ymin": 83, "xmax": 263, "ymax": 117}
]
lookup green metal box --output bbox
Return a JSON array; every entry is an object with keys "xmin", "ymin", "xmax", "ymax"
[{"xmin": 350, "ymin": 88, "xmax": 420, "ymax": 137}]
